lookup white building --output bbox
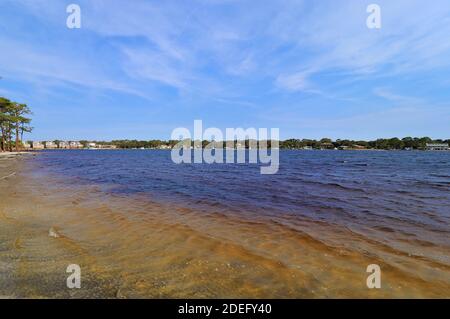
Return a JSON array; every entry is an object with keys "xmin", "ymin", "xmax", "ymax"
[
  {"xmin": 59, "ymin": 141, "xmax": 69, "ymax": 149},
  {"xmin": 69, "ymin": 141, "xmax": 83, "ymax": 149},
  {"xmin": 44, "ymin": 141, "xmax": 58, "ymax": 149},
  {"xmin": 426, "ymin": 143, "xmax": 449, "ymax": 151},
  {"xmin": 32, "ymin": 141, "xmax": 44, "ymax": 149}
]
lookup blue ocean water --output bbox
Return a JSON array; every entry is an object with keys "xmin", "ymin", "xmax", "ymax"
[{"xmin": 32, "ymin": 150, "xmax": 450, "ymax": 249}]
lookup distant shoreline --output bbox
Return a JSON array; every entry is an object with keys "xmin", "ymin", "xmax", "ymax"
[
  {"xmin": 22, "ymin": 137, "xmax": 449, "ymax": 152},
  {"xmin": 7, "ymin": 147, "xmax": 450, "ymax": 152}
]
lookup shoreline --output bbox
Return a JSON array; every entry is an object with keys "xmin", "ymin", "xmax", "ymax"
[
  {"xmin": 0, "ymin": 151, "xmax": 36, "ymax": 156},
  {"xmin": 9, "ymin": 148, "xmax": 450, "ymax": 152}
]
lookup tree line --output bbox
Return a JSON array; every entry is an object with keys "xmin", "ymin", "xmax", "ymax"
[
  {"xmin": 90, "ymin": 137, "xmax": 449, "ymax": 150},
  {"xmin": 280, "ymin": 137, "xmax": 449, "ymax": 150},
  {"xmin": 0, "ymin": 96, "xmax": 33, "ymax": 152}
]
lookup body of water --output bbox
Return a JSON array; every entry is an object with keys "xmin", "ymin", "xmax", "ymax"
[{"xmin": 6, "ymin": 150, "xmax": 449, "ymax": 297}]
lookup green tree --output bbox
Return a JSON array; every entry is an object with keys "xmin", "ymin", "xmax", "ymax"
[
  {"xmin": 0, "ymin": 97, "xmax": 33, "ymax": 151},
  {"xmin": 0, "ymin": 97, "xmax": 14, "ymax": 151},
  {"xmin": 10, "ymin": 103, "xmax": 32, "ymax": 151}
]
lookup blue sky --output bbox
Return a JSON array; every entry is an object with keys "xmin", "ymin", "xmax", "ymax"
[{"xmin": 0, "ymin": 0, "xmax": 449, "ymax": 141}]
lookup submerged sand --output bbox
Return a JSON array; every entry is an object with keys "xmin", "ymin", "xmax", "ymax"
[{"xmin": 0, "ymin": 154, "xmax": 449, "ymax": 298}]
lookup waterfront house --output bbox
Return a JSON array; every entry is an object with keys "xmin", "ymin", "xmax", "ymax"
[
  {"xmin": 44, "ymin": 141, "xmax": 58, "ymax": 149},
  {"xmin": 69, "ymin": 141, "xmax": 83, "ymax": 149},
  {"xmin": 59, "ymin": 141, "xmax": 69, "ymax": 149},
  {"xmin": 320, "ymin": 142, "xmax": 335, "ymax": 150},
  {"xmin": 426, "ymin": 143, "xmax": 449, "ymax": 151},
  {"xmin": 31, "ymin": 141, "xmax": 44, "ymax": 149}
]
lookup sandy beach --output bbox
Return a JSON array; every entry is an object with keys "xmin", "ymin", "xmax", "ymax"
[
  {"xmin": 0, "ymin": 153, "xmax": 120, "ymax": 298},
  {"xmin": 1, "ymin": 169, "xmax": 127, "ymax": 298}
]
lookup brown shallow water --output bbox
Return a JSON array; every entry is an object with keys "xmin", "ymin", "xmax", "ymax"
[{"xmin": 0, "ymin": 155, "xmax": 449, "ymax": 298}]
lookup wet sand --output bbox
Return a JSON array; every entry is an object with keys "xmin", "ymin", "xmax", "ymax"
[{"xmin": 0, "ymin": 155, "xmax": 449, "ymax": 298}]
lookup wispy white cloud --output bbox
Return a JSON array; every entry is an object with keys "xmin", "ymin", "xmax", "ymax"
[
  {"xmin": 271, "ymin": 0, "xmax": 450, "ymax": 91},
  {"xmin": 121, "ymin": 48, "xmax": 188, "ymax": 90},
  {"xmin": 276, "ymin": 71, "xmax": 312, "ymax": 92},
  {"xmin": 373, "ymin": 88, "xmax": 422, "ymax": 105},
  {"xmin": 4, "ymin": 0, "xmax": 450, "ymax": 96}
]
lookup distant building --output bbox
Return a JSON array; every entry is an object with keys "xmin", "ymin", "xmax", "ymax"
[
  {"xmin": 44, "ymin": 141, "xmax": 58, "ymax": 149},
  {"xmin": 426, "ymin": 143, "xmax": 449, "ymax": 151},
  {"xmin": 59, "ymin": 141, "xmax": 69, "ymax": 149},
  {"xmin": 22, "ymin": 142, "xmax": 31, "ymax": 149},
  {"xmin": 88, "ymin": 142, "xmax": 96, "ymax": 148},
  {"xmin": 31, "ymin": 141, "xmax": 44, "ymax": 149},
  {"xmin": 352, "ymin": 145, "xmax": 366, "ymax": 150},
  {"xmin": 69, "ymin": 141, "xmax": 83, "ymax": 149},
  {"xmin": 320, "ymin": 142, "xmax": 334, "ymax": 150}
]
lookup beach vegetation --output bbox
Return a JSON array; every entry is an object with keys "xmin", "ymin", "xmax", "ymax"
[{"xmin": 0, "ymin": 96, "xmax": 33, "ymax": 152}]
